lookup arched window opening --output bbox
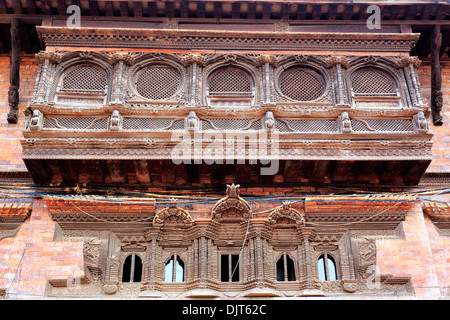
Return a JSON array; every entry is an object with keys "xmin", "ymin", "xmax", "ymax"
[
  {"xmin": 317, "ymin": 254, "xmax": 337, "ymax": 281},
  {"xmin": 349, "ymin": 67, "xmax": 401, "ymax": 108},
  {"xmin": 165, "ymin": 254, "xmax": 184, "ymax": 283},
  {"xmin": 276, "ymin": 253, "xmax": 296, "ymax": 282},
  {"xmin": 122, "ymin": 254, "xmax": 143, "ymax": 283}
]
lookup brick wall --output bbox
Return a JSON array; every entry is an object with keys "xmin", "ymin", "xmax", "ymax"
[
  {"xmin": 377, "ymin": 196, "xmax": 450, "ymax": 298},
  {"xmin": 0, "ymin": 199, "xmax": 84, "ymax": 299},
  {"xmin": 0, "ymin": 54, "xmax": 37, "ymax": 172}
]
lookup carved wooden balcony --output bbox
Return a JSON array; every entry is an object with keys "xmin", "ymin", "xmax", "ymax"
[{"xmin": 21, "ymin": 26, "xmax": 432, "ymax": 186}]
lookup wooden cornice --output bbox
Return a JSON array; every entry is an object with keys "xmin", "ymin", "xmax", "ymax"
[
  {"xmin": 423, "ymin": 201, "xmax": 450, "ymax": 228},
  {"xmin": 304, "ymin": 194, "xmax": 416, "ymax": 229},
  {"xmin": 44, "ymin": 195, "xmax": 156, "ymax": 224},
  {"xmin": 0, "ymin": 201, "xmax": 32, "ymax": 240},
  {"xmin": 0, "ymin": 1, "xmax": 448, "ymax": 22},
  {"xmin": 36, "ymin": 26, "xmax": 420, "ymax": 52},
  {"xmin": 0, "ymin": 202, "xmax": 32, "ymax": 223}
]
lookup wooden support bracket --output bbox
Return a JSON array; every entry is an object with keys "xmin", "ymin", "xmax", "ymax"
[
  {"xmin": 7, "ymin": 18, "xmax": 20, "ymax": 124},
  {"xmin": 431, "ymin": 24, "xmax": 443, "ymax": 125}
]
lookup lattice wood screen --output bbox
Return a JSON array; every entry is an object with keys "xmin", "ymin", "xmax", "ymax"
[
  {"xmin": 351, "ymin": 68, "xmax": 397, "ymax": 95},
  {"xmin": 62, "ymin": 65, "xmax": 107, "ymax": 92},
  {"xmin": 135, "ymin": 65, "xmax": 181, "ymax": 100},
  {"xmin": 279, "ymin": 67, "xmax": 324, "ymax": 101},
  {"xmin": 208, "ymin": 67, "xmax": 252, "ymax": 93}
]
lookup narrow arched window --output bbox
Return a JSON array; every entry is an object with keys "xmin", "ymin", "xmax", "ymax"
[
  {"xmin": 317, "ymin": 254, "xmax": 337, "ymax": 281},
  {"xmin": 276, "ymin": 253, "xmax": 296, "ymax": 281},
  {"xmin": 122, "ymin": 254, "xmax": 143, "ymax": 283},
  {"xmin": 165, "ymin": 254, "xmax": 184, "ymax": 283}
]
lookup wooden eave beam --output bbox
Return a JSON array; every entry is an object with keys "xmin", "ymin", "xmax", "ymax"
[
  {"xmin": 0, "ymin": 1, "xmax": 448, "ymax": 19},
  {"xmin": 1, "ymin": 14, "xmax": 450, "ymax": 25}
]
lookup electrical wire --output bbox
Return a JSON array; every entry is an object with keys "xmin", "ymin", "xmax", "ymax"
[{"xmin": 1, "ymin": 186, "xmax": 448, "ymax": 207}]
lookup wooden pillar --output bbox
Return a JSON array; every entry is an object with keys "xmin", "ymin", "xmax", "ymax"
[
  {"xmin": 255, "ymin": 235, "xmax": 264, "ymax": 280},
  {"xmin": 325, "ymin": 56, "xmax": 350, "ymax": 108},
  {"xmin": 300, "ymin": 227, "xmax": 317, "ymax": 289},
  {"xmin": 7, "ymin": 19, "xmax": 21, "ymax": 123},
  {"xmin": 149, "ymin": 238, "xmax": 157, "ymax": 283},
  {"xmin": 105, "ymin": 231, "xmax": 120, "ymax": 281},
  {"xmin": 431, "ymin": 24, "xmax": 443, "ymax": 125},
  {"xmin": 199, "ymin": 236, "xmax": 207, "ymax": 279}
]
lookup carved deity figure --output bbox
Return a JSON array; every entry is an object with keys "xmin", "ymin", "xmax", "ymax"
[
  {"xmin": 109, "ymin": 110, "xmax": 122, "ymax": 131},
  {"xmin": 339, "ymin": 112, "xmax": 352, "ymax": 133},
  {"xmin": 264, "ymin": 111, "xmax": 275, "ymax": 130},
  {"xmin": 414, "ymin": 111, "xmax": 428, "ymax": 133},
  {"xmin": 29, "ymin": 109, "xmax": 43, "ymax": 131},
  {"xmin": 186, "ymin": 111, "xmax": 199, "ymax": 131}
]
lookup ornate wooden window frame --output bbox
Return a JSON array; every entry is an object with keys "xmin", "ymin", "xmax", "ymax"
[
  {"xmin": 346, "ymin": 58, "xmax": 409, "ymax": 110},
  {"xmin": 313, "ymin": 245, "xmax": 341, "ymax": 282},
  {"xmin": 273, "ymin": 57, "xmax": 333, "ymax": 106},
  {"xmin": 202, "ymin": 55, "xmax": 261, "ymax": 109},
  {"xmin": 51, "ymin": 55, "xmax": 113, "ymax": 107},
  {"xmin": 219, "ymin": 251, "xmax": 242, "ymax": 283},
  {"xmin": 164, "ymin": 254, "xmax": 185, "ymax": 283},
  {"xmin": 120, "ymin": 252, "xmax": 144, "ymax": 283},
  {"xmin": 317, "ymin": 253, "xmax": 338, "ymax": 282},
  {"xmin": 274, "ymin": 252, "xmax": 297, "ymax": 282},
  {"xmin": 126, "ymin": 54, "xmax": 187, "ymax": 104}
]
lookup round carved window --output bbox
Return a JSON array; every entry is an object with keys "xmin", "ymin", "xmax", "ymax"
[
  {"xmin": 279, "ymin": 67, "xmax": 325, "ymax": 101},
  {"xmin": 135, "ymin": 65, "xmax": 182, "ymax": 100}
]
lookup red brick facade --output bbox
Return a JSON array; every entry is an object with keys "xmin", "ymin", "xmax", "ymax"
[{"xmin": 0, "ymin": 37, "xmax": 449, "ymax": 300}]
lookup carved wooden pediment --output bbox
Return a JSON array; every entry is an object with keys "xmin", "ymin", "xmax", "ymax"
[
  {"xmin": 153, "ymin": 206, "xmax": 194, "ymax": 228},
  {"xmin": 211, "ymin": 184, "xmax": 252, "ymax": 222},
  {"xmin": 267, "ymin": 201, "xmax": 305, "ymax": 228}
]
